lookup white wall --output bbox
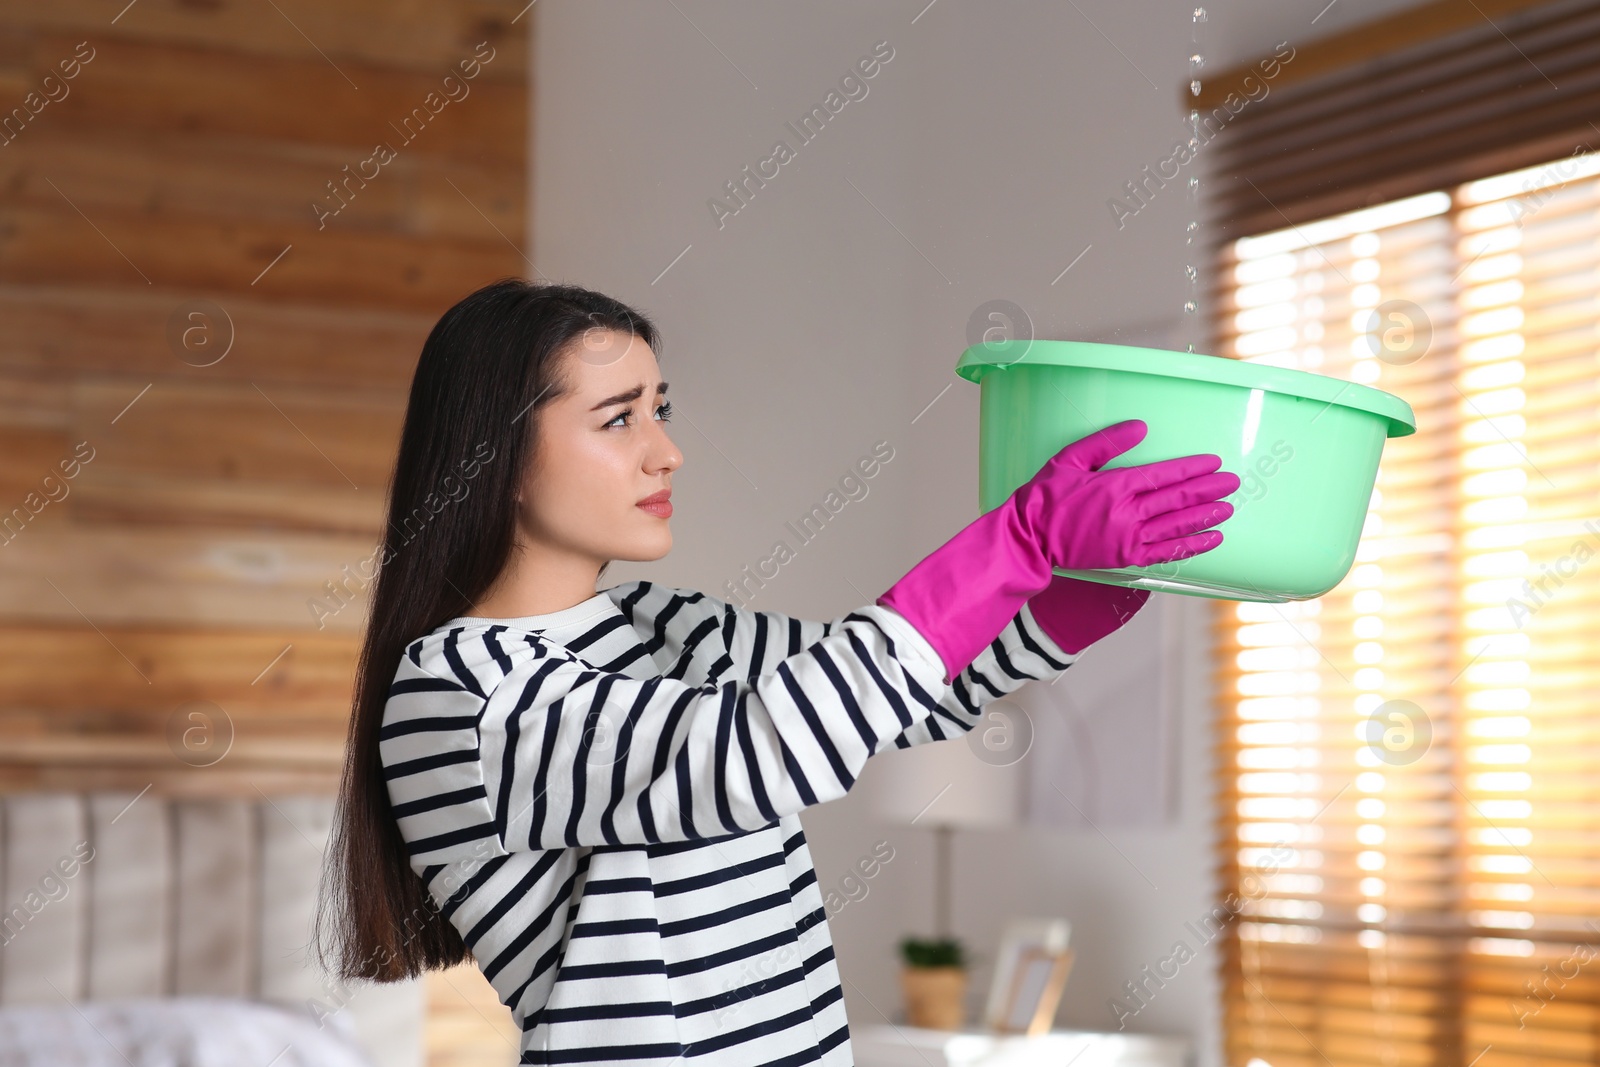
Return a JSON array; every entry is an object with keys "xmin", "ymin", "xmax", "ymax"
[{"xmin": 528, "ymin": 3, "xmax": 1428, "ymax": 1064}]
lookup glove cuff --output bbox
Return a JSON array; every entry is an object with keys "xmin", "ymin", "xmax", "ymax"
[{"xmin": 876, "ymin": 500, "xmax": 1053, "ymax": 683}]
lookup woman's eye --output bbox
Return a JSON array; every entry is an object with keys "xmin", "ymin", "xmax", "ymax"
[{"xmin": 605, "ymin": 401, "xmax": 671, "ymax": 429}]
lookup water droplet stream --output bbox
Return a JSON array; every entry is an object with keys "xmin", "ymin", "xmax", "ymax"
[{"xmin": 1184, "ymin": 8, "xmax": 1207, "ymax": 352}]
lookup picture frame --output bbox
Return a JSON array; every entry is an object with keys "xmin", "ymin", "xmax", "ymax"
[{"xmin": 983, "ymin": 917, "xmax": 1073, "ymax": 1036}]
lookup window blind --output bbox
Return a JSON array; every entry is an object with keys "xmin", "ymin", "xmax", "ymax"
[
  {"xmin": 1200, "ymin": 0, "xmax": 1600, "ymax": 242},
  {"xmin": 1211, "ymin": 149, "xmax": 1600, "ymax": 1067}
]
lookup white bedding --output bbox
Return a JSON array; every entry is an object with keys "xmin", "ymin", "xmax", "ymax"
[{"xmin": 0, "ymin": 996, "xmax": 375, "ymax": 1067}]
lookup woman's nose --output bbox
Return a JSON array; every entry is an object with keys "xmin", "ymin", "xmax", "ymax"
[{"xmin": 649, "ymin": 419, "xmax": 683, "ymax": 471}]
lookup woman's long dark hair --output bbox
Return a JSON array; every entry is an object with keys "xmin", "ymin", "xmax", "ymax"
[{"xmin": 314, "ymin": 278, "xmax": 661, "ymax": 981}]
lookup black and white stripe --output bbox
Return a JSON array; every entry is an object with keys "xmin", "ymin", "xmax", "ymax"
[{"xmin": 380, "ymin": 581, "xmax": 1074, "ymax": 1065}]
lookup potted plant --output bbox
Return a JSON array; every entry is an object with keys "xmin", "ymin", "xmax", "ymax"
[{"xmin": 898, "ymin": 936, "xmax": 967, "ymax": 1029}]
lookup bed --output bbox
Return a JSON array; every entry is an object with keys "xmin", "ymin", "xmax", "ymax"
[{"xmin": 0, "ymin": 791, "xmax": 424, "ymax": 1066}]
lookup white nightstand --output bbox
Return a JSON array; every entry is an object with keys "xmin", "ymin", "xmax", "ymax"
[{"xmin": 850, "ymin": 1024, "xmax": 1191, "ymax": 1067}]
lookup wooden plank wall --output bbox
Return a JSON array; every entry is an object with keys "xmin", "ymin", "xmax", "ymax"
[{"xmin": 0, "ymin": 1, "xmax": 531, "ymax": 1060}]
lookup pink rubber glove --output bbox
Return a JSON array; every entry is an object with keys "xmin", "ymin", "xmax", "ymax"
[
  {"xmin": 877, "ymin": 419, "xmax": 1237, "ymax": 682},
  {"xmin": 1027, "ymin": 575, "xmax": 1151, "ymax": 656}
]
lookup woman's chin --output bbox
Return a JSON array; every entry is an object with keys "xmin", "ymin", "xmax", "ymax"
[{"xmin": 615, "ymin": 531, "xmax": 672, "ymax": 562}]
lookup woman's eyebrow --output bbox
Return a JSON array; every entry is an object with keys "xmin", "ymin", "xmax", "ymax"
[{"xmin": 589, "ymin": 381, "xmax": 669, "ymax": 411}]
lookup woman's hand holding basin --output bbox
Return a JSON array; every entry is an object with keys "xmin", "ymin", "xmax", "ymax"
[{"xmin": 877, "ymin": 418, "xmax": 1239, "ymax": 682}]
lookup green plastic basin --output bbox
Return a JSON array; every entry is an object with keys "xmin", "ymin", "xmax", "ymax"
[{"xmin": 956, "ymin": 339, "xmax": 1417, "ymax": 603}]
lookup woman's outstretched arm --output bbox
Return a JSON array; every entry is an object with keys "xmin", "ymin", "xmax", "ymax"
[
  {"xmin": 717, "ymin": 596, "xmax": 1075, "ymax": 748},
  {"xmin": 382, "ymin": 602, "xmax": 954, "ymax": 853}
]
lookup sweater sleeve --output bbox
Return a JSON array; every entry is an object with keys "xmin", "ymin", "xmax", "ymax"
[
  {"xmin": 475, "ymin": 603, "xmax": 952, "ymax": 849},
  {"xmin": 892, "ymin": 601, "xmax": 1077, "ymax": 746},
  {"xmin": 720, "ymin": 598, "xmax": 1077, "ymax": 749}
]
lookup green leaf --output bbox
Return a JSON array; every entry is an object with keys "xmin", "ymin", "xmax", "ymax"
[{"xmin": 898, "ymin": 936, "xmax": 966, "ymax": 969}]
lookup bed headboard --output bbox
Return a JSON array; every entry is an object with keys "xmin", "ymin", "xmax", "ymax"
[{"xmin": 0, "ymin": 790, "xmax": 424, "ymax": 1067}]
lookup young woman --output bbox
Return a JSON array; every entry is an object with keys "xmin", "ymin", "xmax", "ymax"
[{"xmin": 317, "ymin": 278, "xmax": 1238, "ymax": 1066}]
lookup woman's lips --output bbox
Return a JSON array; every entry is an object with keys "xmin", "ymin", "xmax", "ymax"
[{"xmin": 637, "ymin": 492, "xmax": 672, "ymax": 518}]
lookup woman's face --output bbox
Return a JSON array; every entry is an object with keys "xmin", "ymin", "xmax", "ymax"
[{"xmin": 518, "ymin": 328, "xmax": 682, "ymax": 570}]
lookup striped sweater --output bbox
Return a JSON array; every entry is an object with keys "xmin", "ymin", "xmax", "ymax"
[{"xmin": 379, "ymin": 580, "xmax": 1076, "ymax": 1065}]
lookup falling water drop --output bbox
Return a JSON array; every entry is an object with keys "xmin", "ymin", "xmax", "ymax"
[{"xmin": 1187, "ymin": 9, "xmax": 1208, "ymax": 354}]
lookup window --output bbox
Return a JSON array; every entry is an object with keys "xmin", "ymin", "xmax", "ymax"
[{"xmin": 1213, "ymin": 151, "xmax": 1600, "ymax": 1066}]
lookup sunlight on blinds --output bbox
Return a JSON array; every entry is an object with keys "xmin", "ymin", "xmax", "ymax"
[{"xmin": 1213, "ymin": 148, "xmax": 1600, "ymax": 1067}]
